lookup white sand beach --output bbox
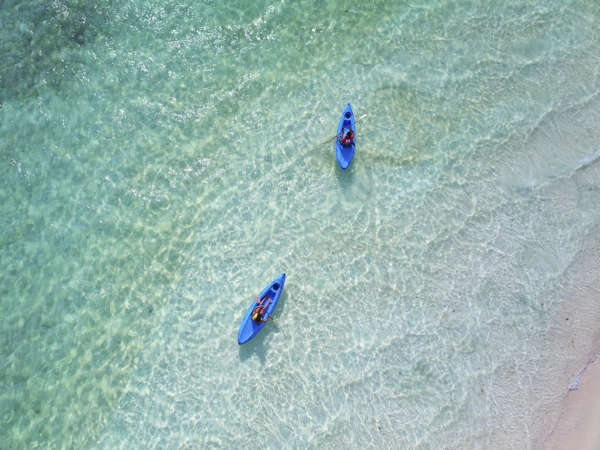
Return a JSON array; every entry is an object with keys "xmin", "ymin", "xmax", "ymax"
[
  {"xmin": 541, "ymin": 356, "xmax": 600, "ymax": 450},
  {"xmin": 535, "ymin": 217, "xmax": 600, "ymax": 450}
]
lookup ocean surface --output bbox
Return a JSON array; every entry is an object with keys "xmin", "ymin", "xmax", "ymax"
[{"xmin": 2, "ymin": 0, "xmax": 600, "ymax": 448}]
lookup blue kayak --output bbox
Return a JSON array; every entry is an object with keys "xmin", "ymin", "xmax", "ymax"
[
  {"xmin": 237, "ymin": 273, "xmax": 286, "ymax": 345},
  {"xmin": 335, "ymin": 103, "xmax": 356, "ymax": 169}
]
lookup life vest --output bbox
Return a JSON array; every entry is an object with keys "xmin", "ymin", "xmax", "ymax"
[
  {"xmin": 338, "ymin": 128, "xmax": 353, "ymax": 146},
  {"xmin": 252, "ymin": 297, "xmax": 270, "ymax": 322},
  {"xmin": 252, "ymin": 307, "xmax": 263, "ymax": 322},
  {"xmin": 342, "ymin": 130, "xmax": 353, "ymax": 146}
]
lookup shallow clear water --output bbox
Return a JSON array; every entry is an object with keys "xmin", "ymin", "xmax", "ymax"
[{"xmin": 1, "ymin": 0, "xmax": 600, "ymax": 448}]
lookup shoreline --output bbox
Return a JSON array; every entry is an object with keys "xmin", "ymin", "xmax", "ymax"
[
  {"xmin": 540, "ymin": 354, "xmax": 600, "ymax": 450},
  {"xmin": 532, "ymin": 218, "xmax": 600, "ymax": 449}
]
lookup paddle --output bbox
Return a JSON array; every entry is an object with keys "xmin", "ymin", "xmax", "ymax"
[{"xmin": 321, "ymin": 114, "xmax": 367, "ymax": 145}]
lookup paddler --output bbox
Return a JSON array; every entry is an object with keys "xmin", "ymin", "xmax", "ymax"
[
  {"xmin": 251, "ymin": 296, "xmax": 271, "ymax": 323},
  {"xmin": 338, "ymin": 128, "xmax": 354, "ymax": 146}
]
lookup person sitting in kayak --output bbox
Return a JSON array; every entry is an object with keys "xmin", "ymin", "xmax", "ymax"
[
  {"xmin": 338, "ymin": 128, "xmax": 354, "ymax": 146},
  {"xmin": 251, "ymin": 296, "xmax": 271, "ymax": 323}
]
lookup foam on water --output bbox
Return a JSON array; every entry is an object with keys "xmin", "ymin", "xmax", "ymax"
[{"xmin": 1, "ymin": 0, "xmax": 600, "ymax": 448}]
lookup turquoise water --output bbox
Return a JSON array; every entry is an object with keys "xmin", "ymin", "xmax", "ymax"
[{"xmin": 2, "ymin": 0, "xmax": 600, "ymax": 448}]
